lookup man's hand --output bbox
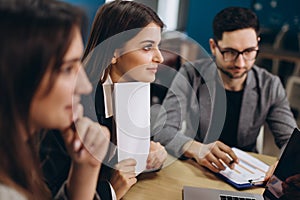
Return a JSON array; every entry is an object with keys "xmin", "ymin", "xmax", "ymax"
[
  {"xmin": 146, "ymin": 141, "xmax": 168, "ymax": 170},
  {"xmin": 110, "ymin": 158, "xmax": 137, "ymax": 200},
  {"xmin": 281, "ymin": 174, "xmax": 300, "ymax": 200},
  {"xmin": 183, "ymin": 140, "xmax": 238, "ymax": 173}
]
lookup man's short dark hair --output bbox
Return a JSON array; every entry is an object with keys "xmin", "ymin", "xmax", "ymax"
[{"xmin": 213, "ymin": 7, "xmax": 260, "ymax": 41}]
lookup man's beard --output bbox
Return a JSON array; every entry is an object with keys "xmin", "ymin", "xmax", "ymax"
[{"xmin": 217, "ymin": 65, "xmax": 248, "ymax": 79}]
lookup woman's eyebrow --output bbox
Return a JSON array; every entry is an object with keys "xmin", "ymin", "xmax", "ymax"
[
  {"xmin": 62, "ymin": 58, "xmax": 81, "ymax": 65},
  {"xmin": 140, "ymin": 40, "xmax": 155, "ymax": 44}
]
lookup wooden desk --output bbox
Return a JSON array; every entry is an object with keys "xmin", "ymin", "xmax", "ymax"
[{"xmin": 123, "ymin": 154, "xmax": 277, "ymax": 200}]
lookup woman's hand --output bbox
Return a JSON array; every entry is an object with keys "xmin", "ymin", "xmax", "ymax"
[
  {"xmin": 146, "ymin": 141, "xmax": 167, "ymax": 170},
  {"xmin": 110, "ymin": 158, "xmax": 137, "ymax": 200},
  {"xmin": 62, "ymin": 104, "xmax": 110, "ymax": 167},
  {"xmin": 60, "ymin": 104, "xmax": 110, "ymax": 200},
  {"xmin": 62, "ymin": 118, "xmax": 110, "ymax": 167}
]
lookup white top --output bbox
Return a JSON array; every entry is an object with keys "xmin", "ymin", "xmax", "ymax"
[
  {"xmin": 109, "ymin": 183, "xmax": 117, "ymax": 200},
  {"xmin": 102, "ymin": 75, "xmax": 114, "ymax": 118}
]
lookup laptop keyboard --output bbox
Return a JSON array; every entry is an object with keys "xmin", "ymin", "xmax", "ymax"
[{"xmin": 220, "ymin": 194, "xmax": 256, "ymax": 200}]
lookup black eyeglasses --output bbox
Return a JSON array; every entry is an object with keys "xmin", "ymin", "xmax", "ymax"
[{"xmin": 214, "ymin": 40, "xmax": 259, "ymax": 62}]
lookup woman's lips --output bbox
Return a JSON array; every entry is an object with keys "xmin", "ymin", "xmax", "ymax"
[
  {"xmin": 66, "ymin": 102, "xmax": 81, "ymax": 121},
  {"xmin": 147, "ymin": 67, "xmax": 158, "ymax": 73}
]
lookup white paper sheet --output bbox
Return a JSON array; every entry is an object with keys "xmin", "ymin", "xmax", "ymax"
[
  {"xmin": 219, "ymin": 147, "xmax": 269, "ymax": 185},
  {"xmin": 113, "ymin": 82, "xmax": 150, "ymax": 174}
]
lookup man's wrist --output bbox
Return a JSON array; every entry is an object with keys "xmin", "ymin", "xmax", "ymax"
[{"xmin": 182, "ymin": 140, "xmax": 199, "ymax": 159}]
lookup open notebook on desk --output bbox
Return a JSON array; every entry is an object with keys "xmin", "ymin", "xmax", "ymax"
[
  {"xmin": 183, "ymin": 128, "xmax": 300, "ymax": 200},
  {"xmin": 217, "ymin": 147, "xmax": 269, "ymax": 189}
]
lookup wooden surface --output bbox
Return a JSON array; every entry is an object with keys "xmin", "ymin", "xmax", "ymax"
[{"xmin": 123, "ymin": 153, "xmax": 277, "ymax": 200}]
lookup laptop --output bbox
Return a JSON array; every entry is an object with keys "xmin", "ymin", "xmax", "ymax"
[{"xmin": 183, "ymin": 128, "xmax": 300, "ymax": 200}]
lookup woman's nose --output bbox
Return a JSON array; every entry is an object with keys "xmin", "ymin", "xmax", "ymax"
[
  {"xmin": 75, "ymin": 66, "xmax": 92, "ymax": 95},
  {"xmin": 153, "ymin": 48, "xmax": 164, "ymax": 63}
]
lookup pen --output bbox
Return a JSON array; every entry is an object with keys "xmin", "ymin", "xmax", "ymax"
[
  {"xmin": 217, "ymin": 159, "xmax": 241, "ymax": 175},
  {"xmin": 226, "ymin": 153, "xmax": 235, "ymax": 165}
]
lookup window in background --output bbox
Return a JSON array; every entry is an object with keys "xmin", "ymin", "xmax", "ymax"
[
  {"xmin": 157, "ymin": 0, "xmax": 180, "ymax": 31},
  {"xmin": 105, "ymin": 0, "xmax": 189, "ymax": 32},
  {"xmin": 136, "ymin": 0, "xmax": 189, "ymax": 32}
]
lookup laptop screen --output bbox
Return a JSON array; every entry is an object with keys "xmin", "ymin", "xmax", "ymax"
[{"xmin": 263, "ymin": 128, "xmax": 300, "ymax": 200}]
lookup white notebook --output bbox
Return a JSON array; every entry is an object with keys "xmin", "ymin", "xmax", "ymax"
[{"xmin": 113, "ymin": 82, "xmax": 150, "ymax": 174}]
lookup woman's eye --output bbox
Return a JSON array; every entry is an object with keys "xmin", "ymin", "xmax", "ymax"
[
  {"xmin": 61, "ymin": 65, "xmax": 75, "ymax": 74},
  {"xmin": 60, "ymin": 60, "xmax": 82, "ymax": 75},
  {"xmin": 143, "ymin": 44, "xmax": 153, "ymax": 51}
]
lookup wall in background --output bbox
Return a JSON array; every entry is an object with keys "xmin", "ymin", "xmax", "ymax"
[
  {"xmin": 63, "ymin": 0, "xmax": 104, "ymax": 23},
  {"xmin": 185, "ymin": 0, "xmax": 300, "ymax": 53},
  {"xmin": 185, "ymin": 0, "xmax": 252, "ymax": 52},
  {"xmin": 62, "ymin": 0, "xmax": 105, "ymax": 43},
  {"xmin": 253, "ymin": 0, "xmax": 300, "ymax": 33}
]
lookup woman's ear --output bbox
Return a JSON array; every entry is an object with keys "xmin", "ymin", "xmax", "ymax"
[
  {"xmin": 111, "ymin": 56, "xmax": 117, "ymax": 65},
  {"xmin": 111, "ymin": 50, "xmax": 119, "ymax": 65}
]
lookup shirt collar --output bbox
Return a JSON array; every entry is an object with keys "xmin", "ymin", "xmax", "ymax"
[{"xmin": 102, "ymin": 75, "xmax": 113, "ymax": 118}]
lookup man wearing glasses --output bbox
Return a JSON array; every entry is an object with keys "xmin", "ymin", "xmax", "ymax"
[{"xmin": 153, "ymin": 7, "xmax": 297, "ymax": 174}]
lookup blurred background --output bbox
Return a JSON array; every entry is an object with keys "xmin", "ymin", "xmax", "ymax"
[{"xmin": 64, "ymin": 0, "xmax": 300, "ymax": 156}]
